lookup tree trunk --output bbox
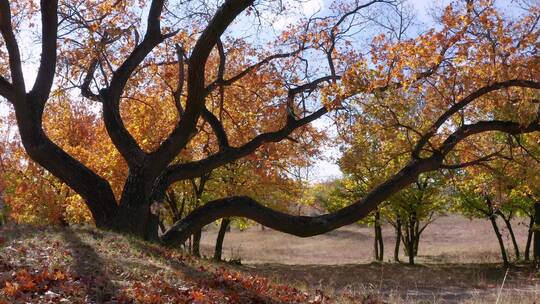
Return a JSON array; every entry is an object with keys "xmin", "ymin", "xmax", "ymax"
[
  {"xmin": 413, "ymin": 219, "xmax": 420, "ymax": 256},
  {"xmin": 498, "ymin": 211, "xmax": 520, "ymax": 260},
  {"xmin": 114, "ymin": 173, "xmax": 160, "ymax": 241},
  {"xmin": 394, "ymin": 217, "xmax": 401, "ymax": 262},
  {"xmin": 489, "ymin": 215, "xmax": 509, "ymax": 267},
  {"xmin": 402, "ymin": 215, "xmax": 415, "ymax": 265},
  {"xmin": 214, "ymin": 218, "xmax": 230, "ymax": 261},
  {"xmin": 534, "ymin": 202, "xmax": 540, "ymax": 265},
  {"xmin": 373, "ymin": 210, "xmax": 383, "ymax": 261},
  {"xmin": 192, "ymin": 229, "xmax": 202, "ymax": 257},
  {"xmin": 377, "ymin": 225, "xmax": 384, "ymax": 261},
  {"xmin": 525, "ymin": 215, "xmax": 533, "ymax": 261},
  {"xmin": 407, "ymin": 230, "xmax": 414, "ymax": 265}
]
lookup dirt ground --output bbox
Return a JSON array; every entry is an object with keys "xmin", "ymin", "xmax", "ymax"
[{"xmin": 198, "ymin": 215, "xmax": 539, "ymax": 303}]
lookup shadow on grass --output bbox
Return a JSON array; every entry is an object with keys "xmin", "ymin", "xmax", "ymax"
[
  {"xmin": 126, "ymin": 236, "xmax": 288, "ymax": 304},
  {"xmin": 60, "ymin": 228, "xmax": 117, "ymax": 303}
]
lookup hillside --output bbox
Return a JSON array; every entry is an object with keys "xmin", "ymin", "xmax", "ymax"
[
  {"xmin": 0, "ymin": 225, "xmax": 327, "ymax": 304},
  {"xmin": 0, "ymin": 217, "xmax": 538, "ymax": 303}
]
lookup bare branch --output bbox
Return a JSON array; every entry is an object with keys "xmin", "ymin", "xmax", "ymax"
[
  {"xmin": 0, "ymin": 0, "xmax": 25, "ymax": 95},
  {"xmin": 201, "ymin": 107, "xmax": 229, "ymax": 150},
  {"xmin": 440, "ymin": 150, "xmax": 504, "ymax": 169}
]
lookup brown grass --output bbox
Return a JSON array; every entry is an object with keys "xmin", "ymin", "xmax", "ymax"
[
  {"xmin": 0, "ymin": 215, "xmax": 537, "ymax": 303},
  {"xmin": 199, "ymin": 215, "xmax": 529, "ymax": 264},
  {"xmin": 198, "ymin": 215, "xmax": 538, "ymax": 303}
]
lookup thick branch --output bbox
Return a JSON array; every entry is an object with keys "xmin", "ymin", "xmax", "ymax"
[
  {"xmin": 161, "ymin": 157, "xmax": 440, "ymax": 244},
  {"xmin": 81, "ymin": 58, "xmax": 100, "ymax": 101},
  {"xmin": 14, "ymin": 103, "xmax": 119, "ymax": 227},
  {"xmin": 161, "ymin": 74, "xmax": 339, "ymax": 187},
  {"xmin": 29, "ymin": 0, "xmax": 59, "ymax": 107},
  {"xmin": 0, "ymin": 0, "xmax": 25, "ymax": 94},
  {"xmin": 162, "ymin": 119, "xmax": 540, "ymax": 244},
  {"xmin": 101, "ymin": 0, "xmax": 169, "ymax": 167},
  {"xmin": 173, "ymin": 44, "xmax": 185, "ymax": 116},
  {"xmin": 0, "ymin": 76, "xmax": 14, "ymax": 101},
  {"xmin": 201, "ymin": 107, "xmax": 229, "ymax": 149},
  {"xmin": 440, "ymin": 120, "xmax": 540, "ymax": 155},
  {"xmin": 162, "ymin": 107, "xmax": 328, "ymax": 185},
  {"xmin": 148, "ymin": 0, "xmax": 254, "ymax": 175}
]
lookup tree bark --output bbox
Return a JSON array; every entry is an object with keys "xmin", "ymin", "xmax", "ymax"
[
  {"xmin": 534, "ymin": 202, "xmax": 540, "ymax": 264},
  {"xmin": 413, "ymin": 219, "xmax": 420, "ymax": 256},
  {"xmin": 162, "ymin": 158, "xmax": 441, "ymax": 244},
  {"xmin": 525, "ymin": 215, "xmax": 533, "ymax": 261},
  {"xmin": 489, "ymin": 214, "xmax": 509, "ymax": 267},
  {"xmin": 192, "ymin": 229, "xmax": 202, "ymax": 257},
  {"xmin": 497, "ymin": 210, "xmax": 520, "ymax": 260},
  {"xmin": 114, "ymin": 172, "xmax": 159, "ymax": 241},
  {"xmin": 214, "ymin": 218, "xmax": 230, "ymax": 261},
  {"xmin": 373, "ymin": 210, "xmax": 383, "ymax": 261},
  {"xmin": 394, "ymin": 216, "xmax": 401, "ymax": 262}
]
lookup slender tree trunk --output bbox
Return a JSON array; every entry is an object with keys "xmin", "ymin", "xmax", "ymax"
[
  {"xmin": 192, "ymin": 229, "xmax": 202, "ymax": 257},
  {"xmin": 498, "ymin": 211, "xmax": 520, "ymax": 260},
  {"xmin": 489, "ymin": 215, "xmax": 509, "ymax": 267},
  {"xmin": 407, "ymin": 234, "xmax": 414, "ymax": 265},
  {"xmin": 373, "ymin": 210, "xmax": 383, "ymax": 261},
  {"xmin": 534, "ymin": 202, "xmax": 540, "ymax": 265},
  {"xmin": 394, "ymin": 216, "xmax": 401, "ymax": 262},
  {"xmin": 413, "ymin": 220, "xmax": 420, "ymax": 256},
  {"xmin": 402, "ymin": 215, "xmax": 415, "ymax": 265},
  {"xmin": 377, "ymin": 225, "xmax": 384, "ymax": 261},
  {"xmin": 214, "ymin": 218, "xmax": 230, "ymax": 261},
  {"xmin": 525, "ymin": 215, "xmax": 533, "ymax": 261}
]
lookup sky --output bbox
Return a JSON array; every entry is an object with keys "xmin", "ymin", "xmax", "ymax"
[
  {"xmin": 305, "ymin": 0, "xmax": 448, "ymax": 182},
  {"xmin": 0, "ymin": 0, "xmax": 450, "ymax": 182}
]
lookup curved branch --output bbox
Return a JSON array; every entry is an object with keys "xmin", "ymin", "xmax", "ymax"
[
  {"xmin": 161, "ymin": 119, "xmax": 540, "ymax": 244},
  {"xmin": 0, "ymin": 0, "xmax": 25, "ymax": 95},
  {"xmin": 439, "ymin": 120, "xmax": 540, "ymax": 155},
  {"xmin": 101, "ymin": 0, "xmax": 170, "ymax": 167},
  {"xmin": 163, "ymin": 107, "xmax": 328, "ymax": 185},
  {"xmin": 80, "ymin": 58, "xmax": 101, "ymax": 101},
  {"xmin": 161, "ymin": 157, "xmax": 439, "ymax": 244},
  {"xmin": 148, "ymin": 0, "xmax": 255, "ymax": 175},
  {"xmin": 201, "ymin": 107, "xmax": 229, "ymax": 149},
  {"xmin": 0, "ymin": 76, "xmax": 14, "ymax": 101},
  {"xmin": 14, "ymin": 103, "xmax": 119, "ymax": 227},
  {"xmin": 412, "ymin": 79, "xmax": 540, "ymax": 158}
]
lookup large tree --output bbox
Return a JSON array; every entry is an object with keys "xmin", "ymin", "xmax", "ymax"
[{"xmin": 0, "ymin": 0, "xmax": 538, "ymax": 245}]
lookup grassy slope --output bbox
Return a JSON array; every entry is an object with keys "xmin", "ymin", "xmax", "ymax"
[{"xmin": 0, "ymin": 225, "xmax": 327, "ymax": 304}]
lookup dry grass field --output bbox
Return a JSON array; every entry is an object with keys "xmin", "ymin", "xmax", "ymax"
[
  {"xmin": 0, "ymin": 215, "xmax": 538, "ymax": 303},
  {"xmin": 198, "ymin": 215, "xmax": 539, "ymax": 303}
]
